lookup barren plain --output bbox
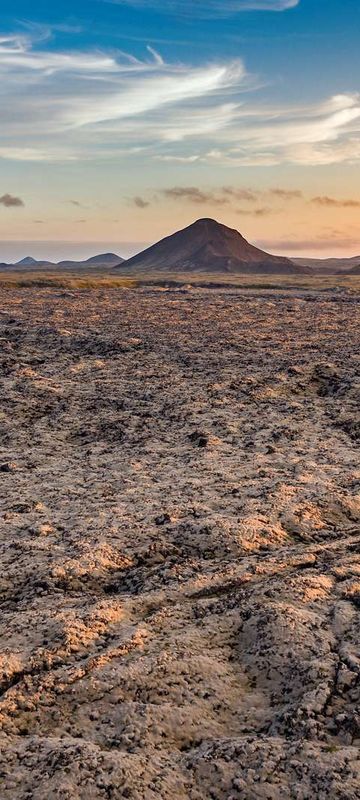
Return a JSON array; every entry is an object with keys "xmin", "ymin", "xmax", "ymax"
[{"xmin": 0, "ymin": 282, "xmax": 360, "ymax": 799}]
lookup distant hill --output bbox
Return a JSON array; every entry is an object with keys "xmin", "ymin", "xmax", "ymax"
[
  {"xmin": 85, "ymin": 253, "xmax": 124, "ymax": 267},
  {"xmin": 294, "ymin": 254, "xmax": 360, "ymax": 273},
  {"xmin": 340, "ymin": 263, "xmax": 360, "ymax": 275},
  {"xmin": 115, "ymin": 218, "xmax": 309, "ymax": 274},
  {"xmin": 0, "ymin": 252, "xmax": 124, "ymax": 271},
  {"xmin": 16, "ymin": 256, "xmax": 42, "ymax": 267},
  {"xmin": 14, "ymin": 258, "xmax": 55, "ymax": 268},
  {"xmin": 58, "ymin": 253, "xmax": 124, "ymax": 268}
]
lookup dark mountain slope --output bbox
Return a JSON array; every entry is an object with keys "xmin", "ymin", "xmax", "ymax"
[{"xmin": 116, "ymin": 218, "xmax": 309, "ymax": 274}]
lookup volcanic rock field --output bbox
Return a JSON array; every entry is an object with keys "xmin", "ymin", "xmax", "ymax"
[{"xmin": 0, "ymin": 284, "xmax": 360, "ymax": 799}]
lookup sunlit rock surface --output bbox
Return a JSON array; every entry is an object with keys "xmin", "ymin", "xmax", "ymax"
[{"xmin": 0, "ymin": 284, "xmax": 359, "ymax": 799}]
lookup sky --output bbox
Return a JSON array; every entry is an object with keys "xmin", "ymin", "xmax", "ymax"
[{"xmin": 1, "ymin": 0, "xmax": 360, "ymax": 260}]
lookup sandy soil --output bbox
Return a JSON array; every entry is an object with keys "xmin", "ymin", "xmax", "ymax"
[{"xmin": 0, "ymin": 285, "xmax": 359, "ymax": 799}]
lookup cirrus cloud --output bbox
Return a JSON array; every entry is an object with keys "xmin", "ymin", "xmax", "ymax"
[
  {"xmin": 0, "ymin": 31, "xmax": 359, "ymax": 169},
  {"xmin": 108, "ymin": 1, "xmax": 300, "ymax": 18}
]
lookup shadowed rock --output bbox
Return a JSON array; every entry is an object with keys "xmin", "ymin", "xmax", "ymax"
[{"xmin": 115, "ymin": 218, "xmax": 311, "ymax": 274}]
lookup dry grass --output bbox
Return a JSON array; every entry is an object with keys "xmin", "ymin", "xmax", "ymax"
[
  {"xmin": 0, "ymin": 272, "xmax": 138, "ymax": 289},
  {"xmin": 0, "ymin": 269, "xmax": 359, "ymax": 292},
  {"xmin": 127, "ymin": 270, "xmax": 360, "ymax": 291}
]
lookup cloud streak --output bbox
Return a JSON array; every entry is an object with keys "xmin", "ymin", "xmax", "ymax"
[
  {"xmin": 0, "ymin": 32, "xmax": 248, "ymax": 156},
  {"xmin": 311, "ymin": 195, "xmax": 360, "ymax": 208},
  {"xmin": 270, "ymin": 188, "xmax": 303, "ymax": 199},
  {"xmin": 0, "ymin": 31, "xmax": 359, "ymax": 169},
  {"xmin": 132, "ymin": 184, "xmax": 360, "ymax": 219},
  {"xmin": 238, "ymin": 206, "xmax": 274, "ymax": 216},
  {"xmin": 160, "ymin": 185, "xmax": 302, "ymax": 206},
  {"xmin": 257, "ymin": 236, "xmax": 360, "ymax": 252},
  {"xmin": 163, "ymin": 186, "xmax": 229, "ymax": 204},
  {"xmin": 109, "ymin": 1, "xmax": 300, "ymax": 18}
]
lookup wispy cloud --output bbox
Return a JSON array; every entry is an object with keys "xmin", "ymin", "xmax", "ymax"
[
  {"xmin": 257, "ymin": 236, "xmax": 360, "ymax": 252},
  {"xmin": 311, "ymin": 195, "xmax": 360, "ymax": 208},
  {"xmin": 160, "ymin": 185, "xmax": 302, "ymax": 206},
  {"xmin": 202, "ymin": 94, "xmax": 360, "ymax": 166},
  {"xmin": 163, "ymin": 186, "xmax": 229, "ymax": 204},
  {"xmin": 270, "ymin": 188, "xmax": 303, "ymax": 199},
  {"xmin": 0, "ymin": 32, "xmax": 247, "ymax": 160},
  {"xmin": 0, "ymin": 147, "xmax": 77, "ymax": 162},
  {"xmin": 65, "ymin": 66, "xmax": 246, "ymax": 129},
  {"xmin": 149, "ymin": 93, "xmax": 360, "ymax": 166},
  {"xmin": 222, "ymin": 186, "xmax": 258, "ymax": 201},
  {"xmin": 0, "ymin": 30, "xmax": 359, "ymax": 169},
  {"xmin": 238, "ymin": 206, "xmax": 274, "ymax": 216},
  {"xmin": 154, "ymin": 154, "xmax": 200, "ymax": 163},
  {"xmin": 109, "ymin": 1, "xmax": 300, "ymax": 18},
  {"xmin": 0, "ymin": 193, "xmax": 24, "ymax": 207}
]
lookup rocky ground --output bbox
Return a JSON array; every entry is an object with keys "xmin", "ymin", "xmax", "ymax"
[{"xmin": 0, "ymin": 284, "xmax": 359, "ymax": 799}]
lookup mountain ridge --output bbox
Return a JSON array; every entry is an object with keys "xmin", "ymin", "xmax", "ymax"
[{"xmin": 0, "ymin": 253, "xmax": 124, "ymax": 271}]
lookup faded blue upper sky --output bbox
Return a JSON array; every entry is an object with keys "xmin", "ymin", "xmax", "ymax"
[{"xmin": 1, "ymin": 0, "xmax": 360, "ymax": 258}]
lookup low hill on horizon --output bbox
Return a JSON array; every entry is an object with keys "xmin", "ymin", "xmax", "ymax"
[
  {"xmin": 294, "ymin": 254, "xmax": 360, "ymax": 273},
  {"xmin": 115, "ymin": 218, "xmax": 310, "ymax": 274},
  {"xmin": 0, "ymin": 252, "xmax": 125, "ymax": 271},
  {"xmin": 58, "ymin": 253, "xmax": 123, "ymax": 268},
  {"xmin": 340, "ymin": 263, "xmax": 360, "ymax": 275},
  {"xmin": 16, "ymin": 256, "xmax": 41, "ymax": 267},
  {"xmin": 1, "ymin": 235, "xmax": 359, "ymax": 275}
]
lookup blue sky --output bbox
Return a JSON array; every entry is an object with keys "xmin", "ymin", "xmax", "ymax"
[{"xmin": 1, "ymin": 0, "xmax": 360, "ymax": 258}]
